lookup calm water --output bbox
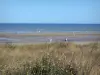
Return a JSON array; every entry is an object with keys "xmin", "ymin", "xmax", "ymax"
[{"xmin": 0, "ymin": 23, "xmax": 100, "ymax": 33}]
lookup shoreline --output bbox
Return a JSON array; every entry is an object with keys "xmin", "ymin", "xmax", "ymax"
[
  {"xmin": 0, "ymin": 32, "xmax": 100, "ymax": 37},
  {"xmin": 0, "ymin": 32, "xmax": 100, "ymax": 45}
]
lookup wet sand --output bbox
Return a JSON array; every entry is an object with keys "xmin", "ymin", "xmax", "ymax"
[{"xmin": 0, "ymin": 32, "xmax": 100, "ymax": 45}]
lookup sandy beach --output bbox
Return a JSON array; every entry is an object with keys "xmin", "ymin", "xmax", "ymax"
[{"xmin": 0, "ymin": 32, "xmax": 100, "ymax": 45}]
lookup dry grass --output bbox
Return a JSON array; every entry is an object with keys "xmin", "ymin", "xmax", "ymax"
[{"xmin": 0, "ymin": 42, "xmax": 100, "ymax": 75}]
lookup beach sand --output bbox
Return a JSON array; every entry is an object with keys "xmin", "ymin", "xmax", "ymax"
[{"xmin": 0, "ymin": 32, "xmax": 100, "ymax": 45}]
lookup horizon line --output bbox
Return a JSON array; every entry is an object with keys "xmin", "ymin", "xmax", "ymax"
[{"xmin": 0, "ymin": 23, "xmax": 100, "ymax": 24}]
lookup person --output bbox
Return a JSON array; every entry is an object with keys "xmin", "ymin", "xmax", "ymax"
[
  {"xmin": 49, "ymin": 38, "xmax": 52, "ymax": 43},
  {"xmin": 65, "ymin": 38, "xmax": 68, "ymax": 42}
]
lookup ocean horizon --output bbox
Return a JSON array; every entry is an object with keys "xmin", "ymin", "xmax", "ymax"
[{"xmin": 0, "ymin": 23, "xmax": 100, "ymax": 33}]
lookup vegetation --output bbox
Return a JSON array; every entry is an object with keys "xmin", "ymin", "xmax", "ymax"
[{"xmin": 0, "ymin": 42, "xmax": 100, "ymax": 75}]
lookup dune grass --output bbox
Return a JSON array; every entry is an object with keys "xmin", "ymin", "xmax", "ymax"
[{"xmin": 0, "ymin": 42, "xmax": 100, "ymax": 75}]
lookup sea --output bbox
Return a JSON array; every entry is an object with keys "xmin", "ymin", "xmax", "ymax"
[
  {"xmin": 0, "ymin": 23, "xmax": 100, "ymax": 44},
  {"xmin": 0, "ymin": 23, "xmax": 100, "ymax": 33}
]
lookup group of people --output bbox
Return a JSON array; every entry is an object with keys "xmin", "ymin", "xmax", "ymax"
[{"xmin": 48, "ymin": 38, "xmax": 68, "ymax": 43}]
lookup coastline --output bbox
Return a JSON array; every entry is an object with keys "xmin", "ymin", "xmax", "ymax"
[{"xmin": 0, "ymin": 32, "xmax": 100, "ymax": 45}]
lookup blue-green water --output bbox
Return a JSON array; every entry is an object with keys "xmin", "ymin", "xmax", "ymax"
[{"xmin": 0, "ymin": 23, "xmax": 100, "ymax": 33}]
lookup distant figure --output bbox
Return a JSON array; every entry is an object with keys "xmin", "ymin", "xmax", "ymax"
[
  {"xmin": 36, "ymin": 28, "xmax": 44, "ymax": 33},
  {"xmin": 37, "ymin": 30, "xmax": 40, "ymax": 33},
  {"xmin": 65, "ymin": 38, "xmax": 68, "ymax": 42},
  {"xmin": 38, "ymin": 30, "xmax": 40, "ymax": 33},
  {"xmin": 73, "ymin": 32, "xmax": 75, "ymax": 36},
  {"xmin": 36, "ymin": 29, "xmax": 41, "ymax": 33},
  {"xmin": 48, "ymin": 38, "xmax": 52, "ymax": 43}
]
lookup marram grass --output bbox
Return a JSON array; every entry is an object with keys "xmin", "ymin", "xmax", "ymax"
[{"xmin": 0, "ymin": 42, "xmax": 100, "ymax": 75}]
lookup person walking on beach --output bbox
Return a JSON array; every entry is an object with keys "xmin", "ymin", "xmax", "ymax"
[
  {"xmin": 48, "ymin": 37, "xmax": 52, "ymax": 43},
  {"xmin": 49, "ymin": 38, "xmax": 52, "ymax": 43},
  {"xmin": 65, "ymin": 38, "xmax": 68, "ymax": 42}
]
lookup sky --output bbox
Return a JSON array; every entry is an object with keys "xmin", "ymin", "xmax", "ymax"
[{"xmin": 0, "ymin": 0, "xmax": 100, "ymax": 23}]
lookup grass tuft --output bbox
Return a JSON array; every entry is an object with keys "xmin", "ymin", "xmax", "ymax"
[{"xmin": 0, "ymin": 42, "xmax": 100, "ymax": 75}]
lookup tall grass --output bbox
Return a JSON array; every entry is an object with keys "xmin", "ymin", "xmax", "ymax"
[{"xmin": 0, "ymin": 42, "xmax": 100, "ymax": 75}]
